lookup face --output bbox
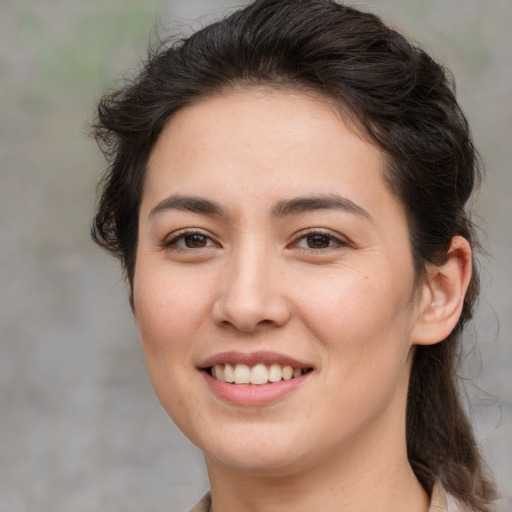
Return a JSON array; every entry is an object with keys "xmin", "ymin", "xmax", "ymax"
[{"xmin": 133, "ymin": 89, "xmax": 424, "ymax": 477}]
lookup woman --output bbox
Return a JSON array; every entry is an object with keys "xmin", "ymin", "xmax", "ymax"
[{"xmin": 91, "ymin": 0, "xmax": 496, "ymax": 510}]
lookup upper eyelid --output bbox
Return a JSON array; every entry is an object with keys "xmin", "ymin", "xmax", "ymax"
[
  {"xmin": 163, "ymin": 228, "xmax": 218, "ymax": 246},
  {"xmin": 285, "ymin": 230, "xmax": 350, "ymax": 252},
  {"xmin": 290, "ymin": 228, "xmax": 346, "ymax": 242}
]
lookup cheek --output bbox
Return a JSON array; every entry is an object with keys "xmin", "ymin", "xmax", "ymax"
[
  {"xmin": 132, "ymin": 272, "xmax": 205, "ymax": 419},
  {"xmin": 132, "ymin": 270, "xmax": 206, "ymax": 371},
  {"xmin": 134, "ymin": 263, "xmax": 208, "ymax": 329},
  {"xmin": 296, "ymin": 265, "xmax": 415, "ymax": 373},
  {"xmin": 301, "ymin": 272, "xmax": 414, "ymax": 420},
  {"xmin": 297, "ymin": 268, "xmax": 401, "ymax": 334}
]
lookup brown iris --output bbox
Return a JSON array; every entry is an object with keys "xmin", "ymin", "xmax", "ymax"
[
  {"xmin": 306, "ymin": 234, "xmax": 331, "ymax": 248},
  {"xmin": 185, "ymin": 234, "xmax": 208, "ymax": 248}
]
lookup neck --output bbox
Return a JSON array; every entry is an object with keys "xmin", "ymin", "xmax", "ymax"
[{"xmin": 205, "ymin": 425, "xmax": 429, "ymax": 512}]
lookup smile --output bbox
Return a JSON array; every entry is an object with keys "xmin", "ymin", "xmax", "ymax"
[
  {"xmin": 208, "ymin": 363, "xmax": 311, "ymax": 385},
  {"xmin": 199, "ymin": 352, "xmax": 314, "ymax": 405}
]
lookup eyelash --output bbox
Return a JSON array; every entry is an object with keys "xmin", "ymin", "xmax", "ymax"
[
  {"xmin": 289, "ymin": 228, "xmax": 348, "ymax": 251},
  {"xmin": 163, "ymin": 230, "xmax": 218, "ymax": 251},
  {"xmin": 163, "ymin": 228, "xmax": 347, "ymax": 253}
]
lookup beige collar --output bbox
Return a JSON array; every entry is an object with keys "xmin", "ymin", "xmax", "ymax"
[
  {"xmin": 190, "ymin": 481, "xmax": 459, "ymax": 512},
  {"xmin": 430, "ymin": 482, "xmax": 448, "ymax": 512}
]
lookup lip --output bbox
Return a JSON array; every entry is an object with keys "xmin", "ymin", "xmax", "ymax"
[
  {"xmin": 198, "ymin": 351, "xmax": 313, "ymax": 370},
  {"xmin": 201, "ymin": 370, "xmax": 311, "ymax": 406},
  {"xmin": 198, "ymin": 351, "xmax": 314, "ymax": 406}
]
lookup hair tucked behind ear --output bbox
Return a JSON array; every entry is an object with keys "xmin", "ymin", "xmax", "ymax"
[{"xmin": 92, "ymin": 1, "xmax": 495, "ymax": 508}]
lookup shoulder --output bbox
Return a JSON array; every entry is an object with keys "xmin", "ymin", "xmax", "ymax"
[{"xmin": 188, "ymin": 492, "xmax": 211, "ymax": 512}]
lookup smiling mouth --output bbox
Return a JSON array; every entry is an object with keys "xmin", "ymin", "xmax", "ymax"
[{"xmin": 207, "ymin": 363, "xmax": 313, "ymax": 385}]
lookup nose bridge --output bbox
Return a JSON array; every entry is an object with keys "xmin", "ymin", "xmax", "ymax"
[{"xmin": 212, "ymin": 236, "xmax": 291, "ymax": 332}]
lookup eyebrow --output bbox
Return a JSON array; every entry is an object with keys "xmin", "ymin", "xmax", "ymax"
[
  {"xmin": 149, "ymin": 195, "xmax": 225, "ymax": 218},
  {"xmin": 271, "ymin": 194, "xmax": 373, "ymax": 222},
  {"xmin": 149, "ymin": 193, "xmax": 373, "ymax": 222}
]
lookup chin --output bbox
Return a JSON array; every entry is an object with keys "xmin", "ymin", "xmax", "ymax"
[
  {"xmin": 206, "ymin": 446, "xmax": 308, "ymax": 477},
  {"xmin": 193, "ymin": 422, "xmax": 321, "ymax": 477}
]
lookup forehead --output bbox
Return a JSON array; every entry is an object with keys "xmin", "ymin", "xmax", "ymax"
[{"xmin": 144, "ymin": 89, "xmax": 390, "ymax": 208}]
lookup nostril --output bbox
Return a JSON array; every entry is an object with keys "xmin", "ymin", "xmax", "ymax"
[{"xmin": 212, "ymin": 295, "xmax": 292, "ymax": 332}]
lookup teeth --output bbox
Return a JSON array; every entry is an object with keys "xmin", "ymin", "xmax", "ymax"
[
  {"xmin": 233, "ymin": 364, "xmax": 251, "ymax": 384},
  {"xmin": 250, "ymin": 363, "xmax": 269, "ymax": 385},
  {"xmin": 282, "ymin": 365, "xmax": 293, "ymax": 381},
  {"xmin": 268, "ymin": 363, "xmax": 282, "ymax": 382},
  {"xmin": 212, "ymin": 364, "xmax": 224, "ymax": 380},
  {"xmin": 211, "ymin": 363, "xmax": 307, "ymax": 385},
  {"xmin": 224, "ymin": 363, "xmax": 235, "ymax": 383}
]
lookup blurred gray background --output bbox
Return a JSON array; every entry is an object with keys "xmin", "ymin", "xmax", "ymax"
[{"xmin": 1, "ymin": 1, "xmax": 510, "ymax": 511}]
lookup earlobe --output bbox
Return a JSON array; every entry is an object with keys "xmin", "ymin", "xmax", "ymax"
[{"xmin": 412, "ymin": 236, "xmax": 472, "ymax": 346}]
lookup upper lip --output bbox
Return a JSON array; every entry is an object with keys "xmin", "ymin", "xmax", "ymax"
[{"xmin": 198, "ymin": 351, "xmax": 314, "ymax": 370}]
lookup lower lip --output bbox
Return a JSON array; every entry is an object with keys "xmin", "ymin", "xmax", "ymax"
[{"xmin": 201, "ymin": 371, "xmax": 310, "ymax": 406}]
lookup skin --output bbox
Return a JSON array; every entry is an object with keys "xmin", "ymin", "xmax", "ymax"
[{"xmin": 132, "ymin": 89, "xmax": 471, "ymax": 512}]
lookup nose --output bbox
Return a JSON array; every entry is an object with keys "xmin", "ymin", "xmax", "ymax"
[{"xmin": 211, "ymin": 247, "xmax": 292, "ymax": 333}]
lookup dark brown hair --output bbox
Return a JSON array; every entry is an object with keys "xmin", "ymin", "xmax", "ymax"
[{"xmin": 92, "ymin": 0, "xmax": 495, "ymax": 508}]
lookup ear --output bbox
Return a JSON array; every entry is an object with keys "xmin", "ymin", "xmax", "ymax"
[{"xmin": 412, "ymin": 236, "xmax": 472, "ymax": 346}]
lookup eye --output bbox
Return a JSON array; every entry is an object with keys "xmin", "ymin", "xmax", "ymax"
[
  {"xmin": 292, "ymin": 230, "xmax": 347, "ymax": 250},
  {"xmin": 164, "ymin": 230, "xmax": 217, "ymax": 250},
  {"xmin": 181, "ymin": 233, "xmax": 211, "ymax": 248},
  {"xmin": 302, "ymin": 234, "xmax": 334, "ymax": 249}
]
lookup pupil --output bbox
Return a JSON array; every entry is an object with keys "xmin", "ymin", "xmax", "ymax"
[
  {"xmin": 186, "ymin": 234, "xmax": 207, "ymax": 248},
  {"xmin": 308, "ymin": 235, "xmax": 330, "ymax": 248}
]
